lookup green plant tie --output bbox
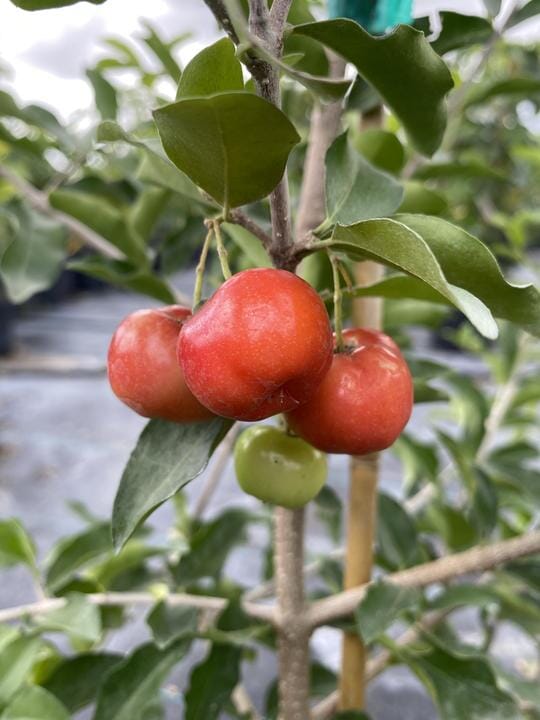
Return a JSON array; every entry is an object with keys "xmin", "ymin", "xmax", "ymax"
[{"xmin": 328, "ymin": 0, "xmax": 413, "ymax": 33}]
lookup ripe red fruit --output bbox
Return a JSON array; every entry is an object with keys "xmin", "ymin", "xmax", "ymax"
[
  {"xmin": 178, "ymin": 268, "xmax": 333, "ymax": 421},
  {"xmin": 286, "ymin": 328, "xmax": 413, "ymax": 455},
  {"xmin": 108, "ymin": 306, "xmax": 214, "ymax": 423}
]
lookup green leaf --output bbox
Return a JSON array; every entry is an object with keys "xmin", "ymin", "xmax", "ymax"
[
  {"xmin": 327, "ymin": 219, "xmax": 498, "ymax": 339},
  {"xmin": 173, "ymin": 508, "xmax": 254, "ymax": 585},
  {"xmin": 93, "ymin": 640, "xmax": 188, "ymax": 720},
  {"xmin": 384, "ymin": 298, "xmax": 449, "ymax": 331},
  {"xmin": 0, "ymin": 519, "xmax": 36, "ymax": 571},
  {"xmin": 86, "ymin": 68, "xmax": 118, "ymax": 120},
  {"xmin": 429, "ymin": 583, "xmax": 499, "ymax": 611},
  {"xmin": 392, "ymin": 434, "xmax": 439, "ymax": 494},
  {"xmin": 293, "ymin": 20, "xmax": 453, "ymax": 156},
  {"xmin": 67, "ymin": 257, "xmax": 176, "ymax": 304},
  {"xmin": 377, "ymin": 493, "xmax": 421, "ymax": 570},
  {"xmin": 222, "ymin": 223, "xmax": 272, "ymax": 268},
  {"xmin": 397, "ymin": 214, "xmax": 540, "ymax": 338},
  {"xmin": 0, "ymin": 203, "xmax": 67, "ymax": 304},
  {"xmin": 313, "ymin": 485, "xmax": 342, "ymax": 544},
  {"xmin": 353, "ymin": 128, "xmax": 405, "ymax": 174},
  {"xmin": 495, "ymin": 666, "xmax": 540, "ymax": 708},
  {"xmin": 184, "ymin": 644, "xmax": 242, "ymax": 720},
  {"xmin": 146, "ymin": 602, "xmax": 199, "ymax": 648},
  {"xmin": 50, "ymin": 189, "xmax": 146, "ymax": 266},
  {"xmin": 507, "ymin": 0, "xmax": 540, "ymax": 27},
  {"xmin": 413, "ymin": 161, "xmax": 506, "ymax": 182},
  {"xmin": 129, "ymin": 187, "xmax": 170, "ymax": 244},
  {"xmin": 325, "ymin": 133, "xmax": 403, "ymax": 225},
  {"xmin": 465, "ymin": 77, "xmax": 540, "ymax": 108},
  {"xmin": 406, "ymin": 644, "xmax": 521, "ymax": 719},
  {"xmin": 97, "ymin": 121, "xmax": 213, "ymax": 208},
  {"xmin": 398, "ymin": 182, "xmax": 448, "ymax": 216},
  {"xmin": 9, "ymin": 0, "xmax": 106, "ymax": 9},
  {"xmin": 43, "ymin": 653, "xmax": 123, "ymax": 712},
  {"xmin": 112, "ymin": 418, "xmax": 232, "ymax": 549},
  {"xmin": 0, "ymin": 636, "xmax": 43, "ymax": 706},
  {"xmin": 429, "ymin": 12, "xmax": 493, "ymax": 55},
  {"xmin": 2, "ymin": 686, "xmax": 69, "ymax": 720},
  {"xmin": 177, "ymin": 38, "xmax": 244, "ymax": 99},
  {"xmin": 153, "ymin": 92, "xmax": 300, "ymax": 208},
  {"xmin": 347, "ymin": 274, "xmax": 451, "ymax": 305},
  {"xmin": 45, "ymin": 522, "xmax": 111, "ymax": 593},
  {"xmin": 35, "ymin": 594, "xmax": 102, "ymax": 645},
  {"xmin": 141, "ymin": 21, "xmax": 182, "ymax": 82},
  {"xmin": 356, "ymin": 581, "xmax": 422, "ymax": 644}
]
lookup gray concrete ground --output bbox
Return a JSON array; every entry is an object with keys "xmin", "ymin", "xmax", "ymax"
[{"xmin": 0, "ymin": 280, "xmax": 534, "ymax": 718}]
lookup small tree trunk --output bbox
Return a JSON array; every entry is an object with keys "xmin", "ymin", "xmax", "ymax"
[
  {"xmin": 274, "ymin": 507, "xmax": 310, "ymax": 720},
  {"xmin": 339, "ymin": 259, "xmax": 384, "ymax": 710}
]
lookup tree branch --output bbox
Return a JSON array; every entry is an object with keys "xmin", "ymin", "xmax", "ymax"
[
  {"xmin": 228, "ymin": 210, "xmax": 273, "ymax": 254},
  {"xmin": 0, "ymin": 165, "xmax": 123, "ymax": 260},
  {"xmin": 269, "ymin": 0, "xmax": 293, "ymax": 48},
  {"xmin": 308, "ymin": 530, "xmax": 540, "ymax": 628},
  {"xmin": 0, "ymin": 590, "xmax": 275, "ymax": 625}
]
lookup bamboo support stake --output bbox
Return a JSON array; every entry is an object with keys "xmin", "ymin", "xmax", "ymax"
[{"xmin": 339, "ymin": 151, "xmax": 385, "ymax": 707}]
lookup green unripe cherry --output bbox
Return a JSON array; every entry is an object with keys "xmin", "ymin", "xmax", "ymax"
[{"xmin": 234, "ymin": 425, "xmax": 327, "ymax": 509}]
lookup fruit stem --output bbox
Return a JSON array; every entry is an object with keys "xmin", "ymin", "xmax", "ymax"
[
  {"xmin": 213, "ymin": 219, "xmax": 232, "ymax": 280},
  {"xmin": 193, "ymin": 225, "xmax": 214, "ymax": 310},
  {"xmin": 329, "ymin": 251, "xmax": 344, "ymax": 352}
]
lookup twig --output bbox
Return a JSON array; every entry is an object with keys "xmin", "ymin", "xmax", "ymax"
[
  {"xmin": 228, "ymin": 209, "xmax": 273, "ymax": 253},
  {"xmin": 193, "ymin": 423, "xmax": 240, "ymax": 518},
  {"xmin": 0, "ymin": 165, "xmax": 123, "ymax": 260},
  {"xmin": 232, "ymin": 684, "xmax": 263, "ymax": 720},
  {"xmin": 308, "ymin": 530, "xmax": 540, "ymax": 628},
  {"xmin": 269, "ymin": 0, "xmax": 293, "ymax": 48},
  {"xmin": 0, "ymin": 590, "xmax": 275, "ymax": 625}
]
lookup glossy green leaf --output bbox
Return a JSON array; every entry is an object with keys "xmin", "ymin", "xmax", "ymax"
[
  {"xmin": 393, "ymin": 434, "xmax": 439, "ymax": 493},
  {"xmin": 398, "ymin": 182, "xmax": 448, "ymax": 216},
  {"xmin": 384, "ymin": 298, "xmax": 449, "ymax": 331},
  {"xmin": 177, "ymin": 38, "xmax": 244, "ymax": 99},
  {"xmin": 397, "ymin": 214, "xmax": 540, "ymax": 338},
  {"xmin": 67, "ymin": 257, "xmax": 176, "ymax": 304},
  {"xmin": 185, "ymin": 644, "xmax": 242, "ymax": 720},
  {"xmin": 0, "ymin": 203, "xmax": 67, "ymax": 304},
  {"xmin": 507, "ymin": 0, "xmax": 540, "ymax": 28},
  {"xmin": 173, "ymin": 508, "xmax": 254, "ymax": 585},
  {"xmin": 35, "ymin": 594, "xmax": 101, "ymax": 645},
  {"xmin": 325, "ymin": 133, "xmax": 403, "ymax": 225},
  {"xmin": 353, "ymin": 128, "xmax": 405, "ymax": 174},
  {"xmin": 146, "ymin": 602, "xmax": 199, "ymax": 649},
  {"xmin": 2, "ymin": 686, "xmax": 69, "ymax": 720},
  {"xmin": 222, "ymin": 223, "xmax": 272, "ymax": 268},
  {"xmin": 129, "ymin": 187, "xmax": 170, "ymax": 243},
  {"xmin": 45, "ymin": 522, "xmax": 111, "ymax": 593},
  {"xmin": 377, "ymin": 493, "xmax": 421, "ymax": 570},
  {"xmin": 293, "ymin": 20, "xmax": 453, "ymax": 155},
  {"xmin": 153, "ymin": 92, "xmax": 300, "ymax": 207},
  {"xmin": 50, "ymin": 189, "xmax": 146, "ymax": 265},
  {"xmin": 93, "ymin": 640, "xmax": 189, "ymax": 720},
  {"xmin": 407, "ymin": 645, "xmax": 521, "ymax": 719},
  {"xmin": 465, "ymin": 77, "xmax": 540, "ymax": 108},
  {"xmin": 356, "ymin": 581, "xmax": 422, "ymax": 644},
  {"xmin": 86, "ymin": 69, "xmax": 118, "ymax": 120},
  {"xmin": 10, "ymin": 0, "xmax": 105, "ymax": 8},
  {"xmin": 428, "ymin": 12, "xmax": 493, "ymax": 55},
  {"xmin": 0, "ymin": 636, "xmax": 43, "ymax": 706},
  {"xmin": 0, "ymin": 518, "xmax": 37, "ymax": 571},
  {"xmin": 112, "ymin": 418, "xmax": 232, "ymax": 549},
  {"xmin": 326, "ymin": 219, "xmax": 498, "ymax": 339},
  {"xmin": 43, "ymin": 653, "xmax": 123, "ymax": 712},
  {"xmin": 346, "ymin": 274, "xmax": 450, "ymax": 304}
]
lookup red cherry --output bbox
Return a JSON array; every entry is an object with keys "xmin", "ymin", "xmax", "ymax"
[
  {"xmin": 108, "ymin": 306, "xmax": 214, "ymax": 423},
  {"xmin": 286, "ymin": 328, "xmax": 413, "ymax": 454},
  {"xmin": 178, "ymin": 268, "xmax": 333, "ymax": 421}
]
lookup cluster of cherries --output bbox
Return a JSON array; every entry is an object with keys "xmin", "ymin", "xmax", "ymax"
[{"xmin": 108, "ymin": 268, "xmax": 413, "ymax": 506}]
